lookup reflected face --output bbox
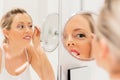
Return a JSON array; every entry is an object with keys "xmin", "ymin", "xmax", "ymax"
[
  {"xmin": 7, "ymin": 13, "xmax": 34, "ymax": 47},
  {"xmin": 63, "ymin": 15, "xmax": 93, "ymax": 60}
]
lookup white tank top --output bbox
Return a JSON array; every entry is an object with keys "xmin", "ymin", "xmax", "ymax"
[{"xmin": 0, "ymin": 48, "xmax": 32, "ymax": 80}]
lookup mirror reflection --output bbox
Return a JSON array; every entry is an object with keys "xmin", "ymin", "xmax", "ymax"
[
  {"xmin": 63, "ymin": 12, "xmax": 97, "ymax": 60},
  {"xmin": 0, "ymin": 0, "xmax": 58, "ymax": 80}
]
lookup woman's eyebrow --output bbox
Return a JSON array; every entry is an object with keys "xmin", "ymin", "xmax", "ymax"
[
  {"xmin": 16, "ymin": 21, "xmax": 32, "ymax": 24},
  {"xmin": 16, "ymin": 22, "xmax": 24, "ymax": 24},
  {"xmin": 74, "ymin": 28, "xmax": 86, "ymax": 32}
]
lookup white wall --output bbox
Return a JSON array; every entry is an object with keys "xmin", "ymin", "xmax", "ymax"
[
  {"xmin": 83, "ymin": 0, "xmax": 105, "ymax": 14},
  {"xmin": 0, "ymin": 0, "xmax": 4, "ymax": 46},
  {"xmin": 2, "ymin": 0, "xmax": 48, "ymax": 27},
  {"xmin": 59, "ymin": 0, "xmax": 105, "ymax": 80},
  {"xmin": 48, "ymin": 0, "xmax": 58, "ymax": 14},
  {"xmin": 0, "ymin": 0, "xmax": 3, "ymax": 19},
  {"xmin": 1, "ymin": 0, "xmax": 58, "ymax": 80}
]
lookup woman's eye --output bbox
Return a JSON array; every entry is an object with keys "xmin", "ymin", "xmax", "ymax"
[
  {"xmin": 17, "ymin": 25, "xmax": 24, "ymax": 29},
  {"xmin": 29, "ymin": 25, "xmax": 33, "ymax": 28},
  {"xmin": 77, "ymin": 34, "xmax": 86, "ymax": 38}
]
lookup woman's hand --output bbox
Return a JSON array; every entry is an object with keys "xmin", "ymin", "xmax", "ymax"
[
  {"xmin": 32, "ymin": 26, "xmax": 41, "ymax": 49},
  {"xmin": 26, "ymin": 26, "xmax": 55, "ymax": 80}
]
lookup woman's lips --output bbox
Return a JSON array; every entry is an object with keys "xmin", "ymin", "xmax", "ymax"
[
  {"xmin": 70, "ymin": 50, "xmax": 80, "ymax": 56},
  {"xmin": 23, "ymin": 36, "xmax": 31, "ymax": 40}
]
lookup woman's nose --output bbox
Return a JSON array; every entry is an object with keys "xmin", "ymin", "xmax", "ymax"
[
  {"xmin": 66, "ymin": 41, "xmax": 75, "ymax": 46},
  {"xmin": 25, "ymin": 27, "xmax": 31, "ymax": 32},
  {"xmin": 65, "ymin": 36, "xmax": 75, "ymax": 47}
]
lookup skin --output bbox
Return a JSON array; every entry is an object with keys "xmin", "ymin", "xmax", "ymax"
[
  {"xmin": 27, "ymin": 26, "xmax": 55, "ymax": 80},
  {"xmin": 92, "ymin": 37, "xmax": 120, "ymax": 80},
  {"xmin": 63, "ymin": 14, "xmax": 93, "ymax": 60},
  {"xmin": 0, "ymin": 13, "xmax": 55, "ymax": 80},
  {"xmin": 0, "ymin": 13, "xmax": 33, "ymax": 75}
]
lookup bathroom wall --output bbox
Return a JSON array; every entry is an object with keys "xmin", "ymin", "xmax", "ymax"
[{"xmin": 0, "ymin": 0, "xmax": 3, "ymax": 19}]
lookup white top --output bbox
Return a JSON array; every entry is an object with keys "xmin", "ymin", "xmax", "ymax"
[{"xmin": 0, "ymin": 48, "xmax": 32, "ymax": 80}]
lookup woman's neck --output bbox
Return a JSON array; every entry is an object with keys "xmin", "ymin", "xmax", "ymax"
[
  {"xmin": 4, "ymin": 43, "xmax": 25, "ymax": 59},
  {"xmin": 110, "ymin": 70, "xmax": 120, "ymax": 80},
  {"xmin": 110, "ymin": 75, "xmax": 120, "ymax": 80}
]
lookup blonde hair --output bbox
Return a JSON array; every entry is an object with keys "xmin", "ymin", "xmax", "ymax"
[
  {"xmin": 78, "ymin": 12, "xmax": 97, "ymax": 33},
  {"xmin": 65, "ymin": 12, "xmax": 97, "ymax": 33},
  {"xmin": 96, "ymin": 0, "xmax": 120, "ymax": 57}
]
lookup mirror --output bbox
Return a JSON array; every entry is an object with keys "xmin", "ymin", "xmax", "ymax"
[
  {"xmin": 62, "ymin": 11, "xmax": 97, "ymax": 61},
  {"xmin": 1, "ymin": 0, "xmax": 59, "ymax": 80},
  {"xmin": 41, "ymin": 13, "xmax": 59, "ymax": 52}
]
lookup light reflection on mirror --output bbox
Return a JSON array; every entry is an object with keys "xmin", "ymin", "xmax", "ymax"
[{"xmin": 62, "ymin": 12, "xmax": 97, "ymax": 61}]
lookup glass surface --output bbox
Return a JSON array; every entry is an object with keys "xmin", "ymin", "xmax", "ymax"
[{"xmin": 62, "ymin": 11, "xmax": 97, "ymax": 61}]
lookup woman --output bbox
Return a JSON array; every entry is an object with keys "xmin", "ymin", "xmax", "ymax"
[
  {"xmin": 63, "ymin": 12, "xmax": 96, "ymax": 60},
  {"xmin": 92, "ymin": 0, "xmax": 120, "ymax": 80},
  {"xmin": 0, "ymin": 8, "xmax": 55, "ymax": 80}
]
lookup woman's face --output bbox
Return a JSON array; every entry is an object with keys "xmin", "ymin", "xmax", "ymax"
[
  {"xmin": 6, "ymin": 13, "xmax": 34, "ymax": 47},
  {"xmin": 63, "ymin": 15, "xmax": 93, "ymax": 60}
]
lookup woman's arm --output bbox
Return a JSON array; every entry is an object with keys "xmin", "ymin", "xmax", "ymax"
[
  {"xmin": 27, "ymin": 27, "xmax": 55, "ymax": 80},
  {"xmin": 27, "ymin": 46, "xmax": 55, "ymax": 80}
]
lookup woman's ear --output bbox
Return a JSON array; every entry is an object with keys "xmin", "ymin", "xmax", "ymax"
[
  {"xmin": 2, "ymin": 28, "xmax": 9, "ymax": 38},
  {"xmin": 99, "ymin": 39, "xmax": 109, "ymax": 59},
  {"xmin": 90, "ymin": 33, "xmax": 95, "ymax": 41},
  {"xmin": 91, "ymin": 34, "xmax": 99, "ymax": 59}
]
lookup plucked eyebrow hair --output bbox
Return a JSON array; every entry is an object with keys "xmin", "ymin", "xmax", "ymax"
[
  {"xmin": 73, "ymin": 28, "xmax": 89, "ymax": 33},
  {"xmin": 63, "ymin": 28, "xmax": 88, "ymax": 35},
  {"xmin": 15, "ymin": 21, "xmax": 32, "ymax": 24},
  {"xmin": 74, "ymin": 28, "xmax": 85, "ymax": 31}
]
